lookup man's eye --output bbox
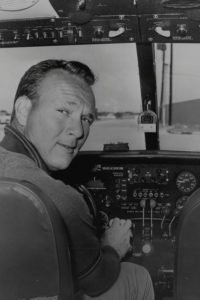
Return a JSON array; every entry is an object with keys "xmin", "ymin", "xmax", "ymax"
[
  {"xmin": 57, "ymin": 109, "xmax": 70, "ymax": 116},
  {"xmin": 82, "ymin": 116, "xmax": 93, "ymax": 125}
]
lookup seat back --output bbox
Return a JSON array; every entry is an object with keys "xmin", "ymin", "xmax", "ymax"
[
  {"xmin": 0, "ymin": 178, "xmax": 74, "ymax": 300},
  {"xmin": 174, "ymin": 188, "xmax": 200, "ymax": 300}
]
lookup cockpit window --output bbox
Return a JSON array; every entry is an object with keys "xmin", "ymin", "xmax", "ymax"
[
  {"xmin": 0, "ymin": 44, "xmax": 145, "ymax": 151},
  {"xmin": 2, "ymin": 43, "xmax": 200, "ymax": 152},
  {"xmin": 155, "ymin": 43, "xmax": 200, "ymax": 152}
]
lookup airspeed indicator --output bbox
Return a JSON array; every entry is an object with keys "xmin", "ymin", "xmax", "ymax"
[{"xmin": 176, "ymin": 171, "xmax": 197, "ymax": 193}]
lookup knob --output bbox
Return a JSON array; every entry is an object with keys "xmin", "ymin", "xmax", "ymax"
[
  {"xmin": 105, "ymin": 202, "xmax": 111, "ymax": 208},
  {"xmin": 150, "ymin": 199, "xmax": 156, "ymax": 208},
  {"xmin": 13, "ymin": 33, "xmax": 19, "ymax": 40},
  {"xmin": 94, "ymin": 27, "xmax": 104, "ymax": 38},
  {"xmin": 163, "ymin": 205, "xmax": 171, "ymax": 216},
  {"xmin": 77, "ymin": 29, "xmax": 83, "ymax": 38},
  {"xmin": 34, "ymin": 32, "xmax": 39, "ymax": 39},
  {"xmin": 26, "ymin": 32, "xmax": 32, "ymax": 40},
  {"xmin": 104, "ymin": 196, "xmax": 112, "ymax": 207},
  {"xmin": 50, "ymin": 31, "xmax": 55, "ymax": 38},
  {"xmin": 42, "ymin": 32, "xmax": 47, "ymax": 39},
  {"xmin": 173, "ymin": 208, "xmax": 180, "ymax": 216},
  {"xmin": 67, "ymin": 29, "xmax": 74, "ymax": 43},
  {"xmin": 140, "ymin": 177, "xmax": 146, "ymax": 183},
  {"xmin": 116, "ymin": 194, "xmax": 121, "ymax": 200},
  {"xmin": 70, "ymin": 0, "xmax": 93, "ymax": 24},
  {"xmin": 77, "ymin": 0, "xmax": 86, "ymax": 10},
  {"xmin": 176, "ymin": 25, "xmax": 188, "ymax": 37},
  {"xmin": 142, "ymin": 242, "xmax": 152, "ymax": 254},
  {"xmin": 140, "ymin": 199, "xmax": 146, "ymax": 208}
]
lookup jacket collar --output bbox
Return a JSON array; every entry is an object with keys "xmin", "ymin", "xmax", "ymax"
[{"xmin": 0, "ymin": 125, "xmax": 49, "ymax": 173}]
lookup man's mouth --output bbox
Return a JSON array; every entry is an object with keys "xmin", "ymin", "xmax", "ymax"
[{"xmin": 59, "ymin": 143, "xmax": 76, "ymax": 154}]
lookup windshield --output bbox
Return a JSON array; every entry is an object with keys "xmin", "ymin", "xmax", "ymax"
[
  {"xmin": 0, "ymin": 43, "xmax": 145, "ymax": 151},
  {"xmin": 155, "ymin": 43, "xmax": 200, "ymax": 152},
  {"xmin": 2, "ymin": 43, "xmax": 200, "ymax": 152}
]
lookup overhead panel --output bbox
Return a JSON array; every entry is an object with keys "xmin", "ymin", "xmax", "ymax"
[
  {"xmin": 138, "ymin": 0, "xmax": 200, "ymax": 42},
  {"xmin": 0, "ymin": 15, "xmax": 139, "ymax": 48},
  {"xmin": 2, "ymin": 0, "xmax": 200, "ymax": 45},
  {"xmin": 0, "ymin": 0, "xmax": 140, "ymax": 47}
]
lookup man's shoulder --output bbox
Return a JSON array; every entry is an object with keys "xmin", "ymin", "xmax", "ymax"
[
  {"xmin": 0, "ymin": 146, "xmax": 73, "ymax": 193},
  {"xmin": 0, "ymin": 145, "xmax": 86, "ymax": 211},
  {"xmin": 0, "ymin": 145, "xmax": 36, "ymax": 170}
]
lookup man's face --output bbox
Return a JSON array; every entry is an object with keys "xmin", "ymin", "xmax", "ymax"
[{"xmin": 23, "ymin": 70, "xmax": 96, "ymax": 171}]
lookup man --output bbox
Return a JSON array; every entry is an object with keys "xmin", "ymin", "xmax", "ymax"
[{"xmin": 0, "ymin": 59, "xmax": 154, "ymax": 299}]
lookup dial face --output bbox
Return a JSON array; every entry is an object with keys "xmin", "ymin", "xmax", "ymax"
[
  {"xmin": 176, "ymin": 171, "xmax": 197, "ymax": 193},
  {"xmin": 0, "ymin": 0, "xmax": 39, "ymax": 11}
]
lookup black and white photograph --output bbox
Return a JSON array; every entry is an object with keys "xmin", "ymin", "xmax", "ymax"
[{"xmin": 0, "ymin": 1, "xmax": 200, "ymax": 299}]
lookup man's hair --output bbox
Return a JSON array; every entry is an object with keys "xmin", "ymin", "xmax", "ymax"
[{"xmin": 11, "ymin": 59, "xmax": 95, "ymax": 122}]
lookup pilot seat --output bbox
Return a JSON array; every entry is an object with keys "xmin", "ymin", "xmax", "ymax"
[
  {"xmin": 175, "ymin": 188, "xmax": 200, "ymax": 300},
  {"xmin": 0, "ymin": 178, "xmax": 74, "ymax": 300}
]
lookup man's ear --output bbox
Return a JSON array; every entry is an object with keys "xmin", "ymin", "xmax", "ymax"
[{"xmin": 14, "ymin": 96, "xmax": 32, "ymax": 126}]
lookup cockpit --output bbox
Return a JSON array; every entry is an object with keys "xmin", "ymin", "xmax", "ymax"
[{"xmin": 1, "ymin": 1, "xmax": 200, "ymax": 299}]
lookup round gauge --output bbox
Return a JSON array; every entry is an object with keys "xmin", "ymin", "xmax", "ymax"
[
  {"xmin": 176, "ymin": 171, "xmax": 197, "ymax": 193},
  {"xmin": 0, "ymin": 0, "xmax": 39, "ymax": 11}
]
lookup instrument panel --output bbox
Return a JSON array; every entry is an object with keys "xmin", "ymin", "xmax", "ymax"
[
  {"xmin": 0, "ymin": 16, "xmax": 139, "ymax": 47},
  {"xmin": 54, "ymin": 151, "xmax": 200, "ymax": 299},
  {"xmin": 2, "ymin": 0, "xmax": 200, "ymax": 45}
]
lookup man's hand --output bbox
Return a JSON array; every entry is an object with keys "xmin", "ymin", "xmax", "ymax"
[{"xmin": 101, "ymin": 217, "xmax": 133, "ymax": 259}]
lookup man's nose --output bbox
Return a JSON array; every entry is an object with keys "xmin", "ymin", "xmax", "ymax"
[{"xmin": 68, "ymin": 118, "xmax": 84, "ymax": 139}]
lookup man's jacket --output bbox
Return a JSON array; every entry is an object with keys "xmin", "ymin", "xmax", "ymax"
[{"xmin": 0, "ymin": 125, "xmax": 120, "ymax": 297}]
